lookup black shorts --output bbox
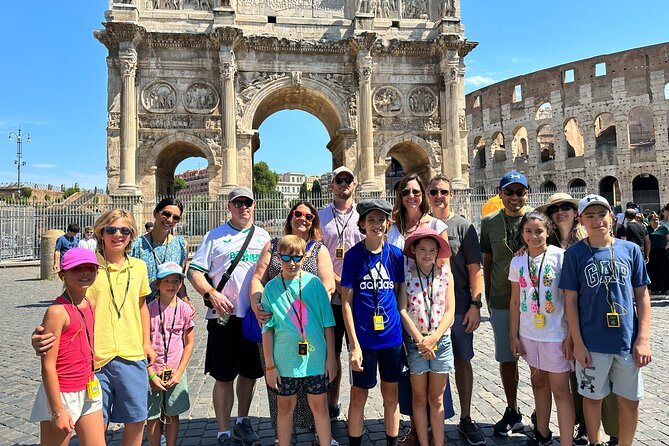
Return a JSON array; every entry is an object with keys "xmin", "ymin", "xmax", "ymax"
[
  {"xmin": 331, "ymin": 303, "xmax": 348, "ymax": 354},
  {"xmin": 351, "ymin": 344, "xmax": 404, "ymax": 389},
  {"xmin": 268, "ymin": 375, "xmax": 331, "ymax": 396},
  {"xmin": 205, "ymin": 316, "xmax": 263, "ymax": 382}
]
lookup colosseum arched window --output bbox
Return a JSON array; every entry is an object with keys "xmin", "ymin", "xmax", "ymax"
[
  {"xmin": 628, "ymin": 106, "xmax": 655, "ymax": 149},
  {"xmin": 537, "ymin": 124, "xmax": 555, "ymax": 162},
  {"xmin": 535, "ymin": 102, "xmax": 553, "ymax": 120},
  {"xmin": 599, "ymin": 176, "xmax": 621, "ymax": 209},
  {"xmin": 472, "ymin": 136, "xmax": 486, "ymax": 169},
  {"xmin": 540, "ymin": 181, "xmax": 557, "ymax": 193},
  {"xmin": 512, "ymin": 126, "xmax": 528, "ymax": 161},
  {"xmin": 490, "ymin": 131, "xmax": 506, "ymax": 163},
  {"xmin": 568, "ymin": 178, "xmax": 587, "ymax": 195},
  {"xmin": 594, "ymin": 113, "xmax": 617, "ymax": 150},
  {"xmin": 632, "ymin": 174, "xmax": 661, "ymax": 211},
  {"xmin": 564, "ymin": 118, "xmax": 585, "ymax": 158}
]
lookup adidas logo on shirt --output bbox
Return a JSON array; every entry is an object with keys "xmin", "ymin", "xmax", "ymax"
[{"xmin": 359, "ymin": 261, "xmax": 394, "ymax": 290}]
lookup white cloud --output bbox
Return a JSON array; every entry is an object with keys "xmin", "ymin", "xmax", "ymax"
[
  {"xmin": 465, "ymin": 75, "xmax": 498, "ymax": 88},
  {"xmin": 33, "ymin": 163, "xmax": 57, "ymax": 169}
]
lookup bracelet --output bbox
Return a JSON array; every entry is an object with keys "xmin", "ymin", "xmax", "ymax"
[
  {"xmin": 265, "ymin": 365, "xmax": 276, "ymax": 372},
  {"xmin": 149, "ymin": 373, "xmax": 157, "ymax": 380},
  {"xmin": 51, "ymin": 411, "xmax": 61, "ymax": 420}
]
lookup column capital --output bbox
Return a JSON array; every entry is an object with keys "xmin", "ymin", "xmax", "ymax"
[{"xmin": 119, "ymin": 47, "xmax": 138, "ymax": 78}]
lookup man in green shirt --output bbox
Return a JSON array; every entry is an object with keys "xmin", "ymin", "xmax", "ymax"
[{"xmin": 480, "ymin": 170, "xmax": 530, "ymax": 436}]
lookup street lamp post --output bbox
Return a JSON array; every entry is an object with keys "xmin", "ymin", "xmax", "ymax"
[{"xmin": 7, "ymin": 127, "xmax": 30, "ymax": 191}]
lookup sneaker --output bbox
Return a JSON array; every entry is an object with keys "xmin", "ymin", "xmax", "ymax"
[
  {"xmin": 493, "ymin": 407, "xmax": 524, "ymax": 436},
  {"xmin": 573, "ymin": 423, "xmax": 588, "ymax": 446},
  {"xmin": 218, "ymin": 433, "xmax": 242, "ymax": 446},
  {"xmin": 232, "ymin": 418, "xmax": 261, "ymax": 446},
  {"xmin": 329, "ymin": 403, "xmax": 341, "ymax": 420},
  {"xmin": 457, "ymin": 416, "xmax": 486, "ymax": 445},
  {"xmin": 608, "ymin": 437, "xmax": 619, "ymax": 446},
  {"xmin": 530, "ymin": 411, "xmax": 537, "ymax": 431},
  {"xmin": 524, "ymin": 430, "xmax": 552, "ymax": 446},
  {"xmin": 314, "ymin": 435, "xmax": 340, "ymax": 446}
]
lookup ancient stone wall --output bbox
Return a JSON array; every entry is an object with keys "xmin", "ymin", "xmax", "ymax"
[{"xmin": 465, "ymin": 42, "xmax": 669, "ymax": 211}]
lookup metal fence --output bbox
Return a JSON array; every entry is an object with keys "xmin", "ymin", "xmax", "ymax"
[{"xmin": 0, "ymin": 187, "xmax": 588, "ymax": 262}]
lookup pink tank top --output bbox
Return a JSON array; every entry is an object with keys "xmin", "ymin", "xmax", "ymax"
[{"xmin": 54, "ymin": 295, "xmax": 95, "ymax": 392}]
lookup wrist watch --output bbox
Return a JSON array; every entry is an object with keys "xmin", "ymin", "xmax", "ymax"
[
  {"xmin": 203, "ymin": 288, "xmax": 216, "ymax": 300},
  {"xmin": 470, "ymin": 300, "xmax": 482, "ymax": 309}
]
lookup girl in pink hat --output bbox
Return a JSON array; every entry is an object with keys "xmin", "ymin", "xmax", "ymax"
[
  {"xmin": 30, "ymin": 248, "xmax": 105, "ymax": 446},
  {"xmin": 398, "ymin": 228, "xmax": 454, "ymax": 446}
]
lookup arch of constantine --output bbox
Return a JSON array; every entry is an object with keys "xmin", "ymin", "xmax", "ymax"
[
  {"xmin": 466, "ymin": 42, "xmax": 669, "ymax": 211},
  {"xmin": 95, "ymin": 0, "xmax": 476, "ymax": 201}
]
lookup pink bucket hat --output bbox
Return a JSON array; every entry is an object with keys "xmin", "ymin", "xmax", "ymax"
[
  {"xmin": 60, "ymin": 248, "xmax": 100, "ymax": 271},
  {"xmin": 403, "ymin": 227, "xmax": 452, "ymax": 260}
]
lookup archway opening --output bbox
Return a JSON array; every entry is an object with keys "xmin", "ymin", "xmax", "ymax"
[
  {"xmin": 632, "ymin": 174, "xmax": 660, "ymax": 212},
  {"xmin": 384, "ymin": 141, "xmax": 431, "ymax": 193},
  {"xmin": 540, "ymin": 181, "xmax": 557, "ymax": 193},
  {"xmin": 568, "ymin": 178, "xmax": 587, "ymax": 197},
  {"xmin": 535, "ymin": 102, "xmax": 553, "ymax": 120},
  {"xmin": 512, "ymin": 126, "xmax": 528, "ymax": 161},
  {"xmin": 595, "ymin": 113, "xmax": 616, "ymax": 150},
  {"xmin": 628, "ymin": 106, "xmax": 655, "ymax": 149},
  {"xmin": 174, "ymin": 157, "xmax": 209, "ymax": 200},
  {"xmin": 472, "ymin": 136, "xmax": 486, "ymax": 169},
  {"xmin": 537, "ymin": 124, "xmax": 555, "ymax": 162},
  {"xmin": 154, "ymin": 142, "xmax": 209, "ymax": 198},
  {"xmin": 564, "ymin": 118, "xmax": 585, "ymax": 158},
  {"xmin": 599, "ymin": 176, "xmax": 621, "ymax": 210},
  {"xmin": 490, "ymin": 131, "xmax": 506, "ymax": 163}
]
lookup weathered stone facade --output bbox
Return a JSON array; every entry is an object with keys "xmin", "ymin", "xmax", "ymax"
[
  {"xmin": 466, "ymin": 43, "xmax": 669, "ymax": 211},
  {"xmin": 96, "ymin": 0, "xmax": 476, "ymax": 200}
]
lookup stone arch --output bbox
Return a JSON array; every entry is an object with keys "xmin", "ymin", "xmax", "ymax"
[
  {"xmin": 490, "ymin": 131, "xmax": 506, "ymax": 163},
  {"xmin": 378, "ymin": 135, "xmax": 434, "ymax": 186},
  {"xmin": 628, "ymin": 106, "xmax": 655, "ymax": 148},
  {"xmin": 599, "ymin": 176, "xmax": 621, "ymax": 210},
  {"xmin": 240, "ymin": 77, "xmax": 349, "ymax": 137},
  {"xmin": 472, "ymin": 136, "xmax": 486, "ymax": 169},
  {"xmin": 535, "ymin": 102, "xmax": 553, "ymax": 120},
  {"xmin": 564, "ymin": 118, "xmax": 585, "ymax": 158},
  {"xmin": 594, "ymin": 112, "xmax": 617, "ymax": 150},
  {"xmin": 537, "ymin": 124, "xmax": 555, "ymax": 162},
  {"xmin": 511, "ymin": 126, "xmax": 528, "ymax": 161},
  {"xmin": 632, "ymin": 174, "xmax": 660, "ymax": 211},
  {"xmin": 568, "ymin": 178, "xmax": 587, "ymax": 194},
  {"xmin": 540, "ymin": 181, "xmax": 557, "ymax": 193},
  {"xmin": 140, "ymin": 132, "xmax": 219, "ymax": 197}
]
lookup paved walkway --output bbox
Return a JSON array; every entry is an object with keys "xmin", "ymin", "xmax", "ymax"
[{"xmin": 1, "ymin": 267, "xmax": 667, "ymax": 445}]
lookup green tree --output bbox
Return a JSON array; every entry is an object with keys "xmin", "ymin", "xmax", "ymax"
[
  {"xmin": 252, "ymin": 162, "xmax": 279, "ymax": 195},
  {"xmin": 20, "ymin": 187, "xmax": 32, "ymax": 199},
  {"xmin": 174, "ymin": 177, "xmax": 187, "ymax": 192},
  {"xmin": 63, "ymin": 185, "xmax": 81, "ymax": 199},
  {"xmin": 311, "ymin": 180, "xmax": 321, "ymax": 195}
]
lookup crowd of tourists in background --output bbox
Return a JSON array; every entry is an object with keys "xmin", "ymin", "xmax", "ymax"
[{"xmin": 29, "ymin": 165, "xmax": 662, "ymax": 446}]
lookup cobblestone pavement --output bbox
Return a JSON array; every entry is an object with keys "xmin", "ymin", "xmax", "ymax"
[{"xmin": 1, "ymin": 266, "xmax": 667, "ymax": 445}]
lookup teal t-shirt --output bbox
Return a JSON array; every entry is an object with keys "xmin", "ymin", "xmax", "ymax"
[{"xmin": 262, "ymin": 271, "xmax": 335, "ymax": 378}]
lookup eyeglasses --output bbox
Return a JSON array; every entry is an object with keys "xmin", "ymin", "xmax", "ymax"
[
  {"xmin": 502, "ymin": 188, "xmax": 528, "ymax": 197},
  {"xmin": 280, "ymin": 254, "xmax": 304, "ymax": 263},
  {"xmin": 231, "ymin": 198, "xmax": 254, "ymax": 208},
  {"xmin": 104, "ymin": 226, "xmax": 133, "ymax": 236},
  {"xmin": 429, "ymin": 189, "xmax": 450, "ymax": 197},
  {"xmin": 292, "ymin": 210, "xmax": 315, "ymax": 221},
  {"xmin": 547, "ymin": 203, "xmax": 576, "ymax": 214},
  {"xmin": 85, "ymin": 231, "xmax": 94, "ymax": 235},
  {"xmin": 334, "ymin": 176, "xmax": 354, "ymax": 185},
  {"xmin": 160, "ymin": 210, "xmax": 181, "ymax": 222},
  {"xmin": 400, "ymin": 188, "xmax": 422, "ymax": 197}
]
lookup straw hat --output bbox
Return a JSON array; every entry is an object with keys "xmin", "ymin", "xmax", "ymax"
[{"xmin": 535, "ymin": 192, "xmax": 580, "ymax": 215}]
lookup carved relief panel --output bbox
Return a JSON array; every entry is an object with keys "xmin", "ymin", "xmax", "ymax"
[
  {"xmin": 183, "ymin": 82, "xmax": 220, "ymax": 114},
  {"xmin": 373, "ymin": 86, "xmax": 403, "ymax": 117},
  {"xmin": 407, "ymin": 86, "xmax": 437, "ymax": 116},
  {"xmin": 141, "ymin": 81, "xmax": 177, "ymax": 113}
]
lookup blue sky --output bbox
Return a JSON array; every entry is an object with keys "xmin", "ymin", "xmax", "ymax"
[{"xmin": 1, "ymin": 1, "xmax": 667, "ymax": 189}]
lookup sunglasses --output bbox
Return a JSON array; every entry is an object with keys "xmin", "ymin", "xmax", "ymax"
[
  {"xmin": 400, "ymin": 188, "xmax": 422, "ymax": 197},
  {"xmin": 502, "ymin": 188, "xmax": 528, "ymax": 197},
  {"xmin": 104, "ymin": 226, "xmax": 133, "ymax": 236},
  {"xmin": 160, "ymin": 209, "xmax": 181, "ymax": 222},
  {"xmin": 280, "ymin": 254, "xmax": 304, "ymax": 263},
  {"xmin": 334, "ymin": 176, "xmax": 354, "ymax": 185},
  {"xmin": 547, "ymin": 203, "xmax": 576, "ymax": 214},
  {"xmin": 292, "ymin": 210, "xmax": 315, "ymax": 221},
  {"xmin": 231, "ymin": 198, "xmax": 254, "ymax": 208},
  {"xmin": 429, "ymin": 189, "xmax": 450, "ymax": 197}
]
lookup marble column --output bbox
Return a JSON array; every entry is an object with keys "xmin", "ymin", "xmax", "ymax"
[
  {"xmin": 220, "ymin": 47, "xmax": 237, "ymax": 189},
  {"xmin": 357, "ymin": 49, "xmax": 376, "ymax": 190},
  {"xmin": 118, "ymin": 46, "xmax": 138, "ymax": 194},
  {"xmin": 441, "ymin": 59, "xmax": 464, "ymax": 187}
]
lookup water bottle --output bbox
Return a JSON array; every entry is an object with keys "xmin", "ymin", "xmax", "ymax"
[{"xmin": 217, "ymin": 312, "xmax": 230, "ymax": 326}]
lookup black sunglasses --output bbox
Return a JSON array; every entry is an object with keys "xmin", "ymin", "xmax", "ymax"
[
  {"xmin": 292, "ymin": 210, "xmax": 315, "ymax": 221},
  {"xmin": 334, "ymin": 176, "xmax": 354, "ymax": 185},
  {"xmin": 104, "ymin": 226, "xmax": 133, "ymax": 236},
  {"xmin": 231, "ymin": 198, "xmax": 254, "ymax": 208},
  {"xmin": 400, "ymin": 188, "xmax": 422, "ymax": 197},
  {"xmin": 280, "ymin": 254, "xmax": 304, "ymax": 263},
  {"xmin": 160, "ymin": 209, "xmax": 181, "ymax": 222},
  {"xmin": 502, "ymin": 188, "xmax": 528, "ymax": 197},
  {"xmin": 547, "ymin": 203, "xmax": 576, "ymax": 214},
  {"xmin": 429, "ymin": 189, "xmax": 450, "ymax": 197}
]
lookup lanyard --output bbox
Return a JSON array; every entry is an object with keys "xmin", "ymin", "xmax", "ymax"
[
  {"xmin": 415, "ymin": 264, "xmax": 435, "ymax": 332},
  {"xmin": 103, "ymin": 256, "xmax": 131, "ymax": 319},
  {"xmin": 365, "ymin": 243, "xmax": 386, "ymax": 314},
  {"xmin": 305, "ymin": 239, "xmax": 316, "ymax": 253},
  {"xmin": 586, "ymin": 239, "xmax": 617, "ymax": 306},
  {"xmin": 281, "ymin": 272, "xmax": 305, "ymax": 341},
  {"xmin": 158, "ymin": 299, "xmax": 178, "ymax": 364},
  {"xmin": 146, "ymin": 233, "xmax": 172, "ymax": 271},
  {"xmin": 527, "ymin": 249, "xmax": 547, "ymax": 314},
  {"xmin": 331, "ymin": 205, "xmax": 355, "ymax": 245},
  {"xmin": 501, "ymin": 212, "xmax": 522, "ymax": 253},
  {"xmin": 64, "ymin": 293, "xmax": 95, "ymax": 373}
]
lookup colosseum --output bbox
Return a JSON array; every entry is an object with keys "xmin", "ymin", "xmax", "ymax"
[{"xmin": 465, "ymin": 42, "xmax": 669, "ymax": 212}]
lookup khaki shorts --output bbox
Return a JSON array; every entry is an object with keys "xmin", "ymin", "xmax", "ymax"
[
  {"xmin": 30, "ymin": 384, "xmax": 102, "ymax": 424},
  {"xmin": 575, "ymin": 352, "xmax": 644, "ymax": 401}
]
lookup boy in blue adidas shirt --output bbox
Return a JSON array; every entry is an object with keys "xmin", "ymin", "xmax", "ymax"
[
  {"xmin": 341, "ymin": 199, "xmax": 405, "ymax": 446},
  {"xmin": 560, "ymin": 195, "xmax": 652, "ymax": 446}
]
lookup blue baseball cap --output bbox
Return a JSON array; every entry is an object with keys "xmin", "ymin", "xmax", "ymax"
[{"xmin": 499, "ymin": 171, "xmax": 529, "ymax": 190}]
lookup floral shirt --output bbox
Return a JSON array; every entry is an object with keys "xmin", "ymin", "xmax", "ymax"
[{"xmin": 404, "ymin": 264, "xmax": 451, "ymax": 335}]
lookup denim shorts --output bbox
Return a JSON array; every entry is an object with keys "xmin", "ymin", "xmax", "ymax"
[
  {"xmin": 351, "ymin": 344, "xmax": 403, "ymax": 389},
  {"xmin": 268, "ymin": 374, "xmax": 330, "ymax": 396},
  {"xmin": 450, "ymin": 313, "xmax": 474, "ymax": 361},
  {"xmin": 97, "ymin": 357, "xmax": 148, "ymax": 424},
  {"xmin": 404, "ymin": 333, "xmax": 454, "ymax": 375}
]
